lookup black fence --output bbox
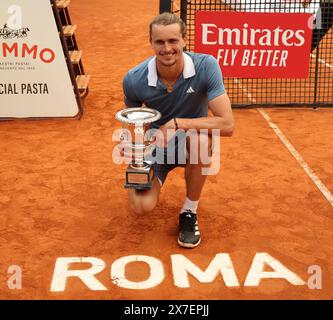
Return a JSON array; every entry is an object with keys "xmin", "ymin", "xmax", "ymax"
[{"xmin": 160, "ymin": 0, "xmax": 333, "ymax": 108}]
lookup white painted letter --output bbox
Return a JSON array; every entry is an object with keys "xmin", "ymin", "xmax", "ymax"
[
  {"xmin": 111, "ymin": 255, "xmax": 164, "ymax": 289},
  {"xmin": 50, "ymin": 257, "xmax": 107, "ymax": 292},
  {"xmin": 171, "ymin": 254, "xmax": 240, "ymax": 288},
  {"xmin": 244, "ymin": 253, "xmax": 305, "ymax": 286}
]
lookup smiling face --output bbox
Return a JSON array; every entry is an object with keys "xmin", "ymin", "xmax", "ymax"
[{"xmin": 150, "ymin": 23, "xmax": 186, "ymax": 68}]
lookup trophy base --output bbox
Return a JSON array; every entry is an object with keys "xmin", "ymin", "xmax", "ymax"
[{"xmin": 125, "ymin": 163, "xmax": 154, "ymax": 190}]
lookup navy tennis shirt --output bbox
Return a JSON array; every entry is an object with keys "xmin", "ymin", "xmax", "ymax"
[{"xmin": 123, "ymin": 52, "xmax": 226, "ymax": 129}]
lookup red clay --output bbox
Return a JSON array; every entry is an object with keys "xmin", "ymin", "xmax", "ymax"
[{"xmin": 0, "ymin": 0, "xmax": 332, "ymax": 299}]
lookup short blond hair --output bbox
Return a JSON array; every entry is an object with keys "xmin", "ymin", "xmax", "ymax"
[{"xmin": 149, "ymin": 12, "xmax": 186, "ymax": 40}]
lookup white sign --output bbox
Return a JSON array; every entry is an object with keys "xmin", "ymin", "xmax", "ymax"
[{"xmin": 0, "ymin": 0, "xmax": 79, "ymax": 118}]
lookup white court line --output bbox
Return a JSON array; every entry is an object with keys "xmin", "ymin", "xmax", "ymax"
[
  {"xmin": 233, "ymin": 79, "xmax": 333, "ymax": 207},
  {"xmin": 257, "ymin": 108, "xmax": 333, "ymax": 207},
  {"xmin": 311, "ymin": 53, "xmax": 333, "ymax": 70}
]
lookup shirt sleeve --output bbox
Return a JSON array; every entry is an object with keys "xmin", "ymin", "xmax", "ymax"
[
  {"xmin": 205, "ymin": 55, "xmax": 226, "ymax": 101},
  {"xmin": 123, "ymin": 72, "xmax": 143, "ymax": 108}
]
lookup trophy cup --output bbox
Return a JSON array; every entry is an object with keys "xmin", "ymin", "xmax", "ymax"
[{"xmin": 116, "ymin": 107, "xmax": 161, "ymax": 190}]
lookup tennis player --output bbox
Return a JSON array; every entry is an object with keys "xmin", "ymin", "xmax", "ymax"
[{"xmin": 122, "ymin": 12, "xmax": 234, "ymax": 248}]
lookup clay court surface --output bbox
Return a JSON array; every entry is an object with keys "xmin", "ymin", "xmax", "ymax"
[{"xmin": 0, "ymin": 0, "xmax": 333, "ymax": 299}]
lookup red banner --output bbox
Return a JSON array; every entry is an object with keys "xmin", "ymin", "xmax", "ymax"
[{"xmin": 195, "ymin": 11, "xmax": 314, "ymax": 78}]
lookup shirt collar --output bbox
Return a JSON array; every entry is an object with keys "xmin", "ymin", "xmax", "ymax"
[{"xmin": 147, "ymin": 52, "xmax": 196, "ymax": 87}]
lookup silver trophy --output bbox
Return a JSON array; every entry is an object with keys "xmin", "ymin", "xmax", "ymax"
[{"xmin": 116, "ymin": 107, "xmax": 161, "ymax": 190}]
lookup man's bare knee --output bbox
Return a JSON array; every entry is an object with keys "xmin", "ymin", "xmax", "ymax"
[
  {"xmin": 128, "ymin": 186, "xmax": 159, "ymax": 214},
  {"xmin": 128, "ymin": 196, "xmax": 157, "ymax": 214},
  {"xmin": 141, "ymin": 196, "xmax": 158, "ymax": 212},
  {"xmin": 128, "ymin": 198, "xmax": 144, "ymax": 214}
]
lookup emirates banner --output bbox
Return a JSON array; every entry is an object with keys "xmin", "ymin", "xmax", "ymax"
[
  {"xmin": 195, "ymin": 11, "xmax": 314, "ymax": 78},
  {"xmin": 0, "ymin": 0, "xmax": 79, "ymax": 118}
]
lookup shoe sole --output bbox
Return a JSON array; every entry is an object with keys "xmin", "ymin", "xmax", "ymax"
[{"xmin": 177, "ymin": 237, "xmax": 201, "ymax": 248}]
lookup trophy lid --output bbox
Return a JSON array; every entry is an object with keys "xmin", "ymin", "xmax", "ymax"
[{"xmin": 116, "ymin": 107, "xmax": 161, "ymax": 125}]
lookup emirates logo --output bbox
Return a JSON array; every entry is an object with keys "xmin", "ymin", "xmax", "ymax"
[{"xmin": 0, "ymin": 24, "xmax": 30, "ymax": 39}]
